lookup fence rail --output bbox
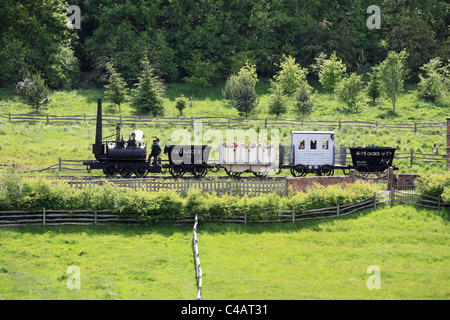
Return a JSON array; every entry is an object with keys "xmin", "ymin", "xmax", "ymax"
[
  {"xmin": 0, "ymin": 110, "xmax": 446, "ymax": 132},
  {"xmin": 0, "ymin": 191, "xmax": 446, "ymax": 227}
]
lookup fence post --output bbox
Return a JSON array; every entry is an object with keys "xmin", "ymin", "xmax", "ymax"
[
  {"xmin": 410, "ymin": 150, "xmax": 414, "ymax": 165},
  {"xmin": 336, "ymin": 203, "xmax": 340, "ymax": 217},
  {"xmin": 43, "ymin": 208, "xmax": 46, "ymax": 226},
  {"xmin": 373, "ymin": 192, "xmax": 377, "ymax": 209},
  {"xmin": 338, "ymin": 119, "xmax": 341, "ymax": 130},
  {"xmin": 46, "ymin": 114, "xmax": 49, "ymax": 124},
  {"xmin": 59, "ymin": 158, "xmax": 62, "ymax": 172},
  {"xmin": 94, "ymin": 208, "xmax": 97, "ymax": 225},
  {"xmin": 438, "ymin": 198, "xmax": 441, "ymax": 211},
  {"xmin": 228, "ymin": 117, "xmax": 230, "ymax": 128},
  {"xmin": 390, "ymin": 187, "xmax": 395, "ymax": 206},
  {"xmin": 414, "ymin": 122, "xmax": 417, "ymax": 133},
  {"xmin": 292, "ymin": 209, "xmax": 295, "ymax": 224},
  {"xmin": 8, "ymin": 112, "xmax": 11, "ymax": 122},
  {"xmin": 265, "ymin": 117, "xmax": 267, "ymax": 128},
  {"xmin": 244, "ymin": 213, "xmax": 247, "ymax": 224}
]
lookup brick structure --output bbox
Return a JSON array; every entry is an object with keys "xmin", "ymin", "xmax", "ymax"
[
  {"xmin": 286, "ymin": 175, "xmax": 354, "ymax": 193},
  {"xmin": 447, "ymin": 117, "xmax": 450, "ymax": 172}
]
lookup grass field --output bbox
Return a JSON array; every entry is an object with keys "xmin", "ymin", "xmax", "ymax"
[{"xmin": 0, "ymin": 204, "xmax": 448, "ymax": 300}]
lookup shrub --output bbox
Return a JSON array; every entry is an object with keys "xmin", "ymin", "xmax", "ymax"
[{"xmin": 415, "ymin": 172, "xmax": 450, "ymax": 199}]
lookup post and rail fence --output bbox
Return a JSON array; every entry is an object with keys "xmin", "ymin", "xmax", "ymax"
[
  {"xmin": 0, "ymin": 191, "xmax": 447, "ymax": 227},
  {"xmin": 0, "ymin": 109, "xmax": 446, "ymax": 133}
]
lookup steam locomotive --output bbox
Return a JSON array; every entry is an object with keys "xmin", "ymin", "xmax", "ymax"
[{"xmin": 83, "ymin": 99, "xmax": 397, "ymax": 178}]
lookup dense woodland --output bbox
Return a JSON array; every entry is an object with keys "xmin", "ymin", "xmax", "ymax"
[{"xmin": 0, "ymin": 0, "xmax": 448, "ymax": 89}]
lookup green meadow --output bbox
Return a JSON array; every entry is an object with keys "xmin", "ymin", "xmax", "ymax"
[{"xmin": 0, "ymin": 204, "xmax": 448, "ymax": 300}]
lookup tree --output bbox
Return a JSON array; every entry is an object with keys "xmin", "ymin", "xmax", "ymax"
[
  {"xmin": 267, "ymin": 84, "xmax": 288, "ymax": 117},
  {"xmin": 223, "ymin": 62, "xmax": 258, "ymax": 118},
  {"xmin": 335, "ymin": 73, "xmax": 364, "ymax": 113},
  {"xmin": 273, "ymin": 55, "xmax": 308, "ymax": 95},
  {"xmin": 319, "ymin": 53, "xmax": 347, "ymax": 99},
  {"xmin": 367, "ymin": 69, "xmax": 381, "ymax": 104},
  {"xmin": 378, "ymin": 50, "xmax": 409, "ymax": 112},
  {"xmin": 175, "ymin": 95, "xmax": 189, "ymax": 116},
  {"xmin": 15, "ymin": 73, "xmax": 50, "ymax": 113},
  {"xmin": 104, "ymin": 61, "xmax": 127, "ymax": 112},
  {"xmin": 417, "ymin": 57, "xmax": 446, "ymax": 102},
  {"xmin": 293, "ymin": 82, "xmax": 313, "ymax": 119},
  {"xmin": 183, "ymin": 56, "xmax": 217, "ymax": 95},
  {"xmin": 131, "ymin": 59, "xmax": 164, "ymax": 116}
]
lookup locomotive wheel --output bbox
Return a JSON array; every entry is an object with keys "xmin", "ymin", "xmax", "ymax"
[
  {"xmin": 119, "ymin": 165, "xmax": 132, "ymax": 178},
  {"xmin": 192, "ymin": 164, "xmax": 208, "ymax": 178},
  {"xmin": 209, "ymin": 165, "xmax": 221, "ymax": 173},
  {"xmin": 169, "ymin": 165, "xmax": 184, "ymax": 177},
  {"xmin": 103, "ymin": 165, "xmax": 117, "ymax": 177},
  {"xmin": 134, "ymin": 164, "xmax": 148, "ymax": 177}
]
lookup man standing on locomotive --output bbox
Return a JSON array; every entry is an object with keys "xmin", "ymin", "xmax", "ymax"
[{"xmin": 149, "ymin": 139, "xmax": 161, "ymax": 166}]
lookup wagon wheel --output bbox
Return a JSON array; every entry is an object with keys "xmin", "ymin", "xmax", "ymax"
[
  {"xmin": 192, "ymin": 164, "xmax": 208, "ymax": 178},
  {"xmin": 252, "ymin": 171, "xmax": 268, "ymax": 178},
  {"xmin": 119, "ymin": 165, "xmax": 133, "ymax": 178},
  {"xmin": 134, "ymin": 164, "xmax": 148, "ymax": 178},
  {"xmin": 225, "ymin": 168, "xmax": 241, "ymax": 178},
  {"xmin": 291, "ymin": 165, "xmax": 306, "ymax": 177},
  {"xmin": 169, "ymin": 164, "xmax": 184, "ymax": 177},
  {"xmin": 356, "ymin": 165, "xmax": 370, "ymax": 178},
  {"xmin": 321, "ymin": 165, "xmax": 334, "ymax": 176},
  {"xmin": 103, "ymin": 164, "xmax": 117, "ymax": 178},
  {"xmin": 209, "ymin": 164, "xmax": 221, "ymax": 173}
]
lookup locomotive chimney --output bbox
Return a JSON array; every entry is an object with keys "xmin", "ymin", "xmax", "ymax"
[
  {"xmin": 96, "ymin": 98, "xmax": 102, "ymax": 145},
  {"xmin": 92, "ymin": 99, "xmax": 104, "ymax": 157}
]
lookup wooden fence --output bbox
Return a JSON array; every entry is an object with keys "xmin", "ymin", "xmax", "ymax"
[
  {"xmin": 65, "ymin": 177, "xmax": 287, "ymax": 196},
  {"xmin": 0, "ymin": 110, "xmax": 446, "ymax": 132},
  {"xmin": 0, "ymin": 191, "xmax": 447, "ymax": 227}
]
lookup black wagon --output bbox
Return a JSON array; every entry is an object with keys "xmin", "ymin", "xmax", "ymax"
[
  {"xmin": 164, "ymin": 145, "xmax": 213, "ymax": 177},
  {"xmin": 349, "ymin": 146, "xmax": 397, "ymax": 173}
]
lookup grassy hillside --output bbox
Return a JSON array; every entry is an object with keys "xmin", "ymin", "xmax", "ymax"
[
  {"xmin": 0, "ymin": 81, "xmax": 447, "ymax": 175},
  {"xmin": 0, "ymin": 204, "xmax": 448, "ymax": 300}
]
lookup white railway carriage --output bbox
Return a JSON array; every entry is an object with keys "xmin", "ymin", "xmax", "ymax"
[
  {"xmin": 287, "ymin": 131, "xmax": 336, "ymax": 176},
  {"xmin": 219, "ymin": 144, "xmax": 277, "ymax": 177}
]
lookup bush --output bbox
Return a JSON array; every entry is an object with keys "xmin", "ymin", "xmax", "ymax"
[{"xmin": 415, "ymin": 172, "xmax": 450, "ymax": 199}]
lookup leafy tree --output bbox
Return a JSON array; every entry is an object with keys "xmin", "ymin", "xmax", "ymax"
[
  {"xmin": 293, "ymin": 82, "xmax": 313, "ymax": 119},
  {"xmin": 335, "ymin": 73, "xmax": 364, "ymax": 113},
  {"xmin": 0, "ymin": 0, "xmax": 78, "ymax": 88},
  {"xmin": 378, "ymin": 50, "xmax": 409, "ymax": 112},
  {"xmin": 131, "ymin": 59, "xmax": 164, "ymax": 116},
  {"xmin": 223, "ymin": 62, "xmax": 258, "ymax": 118},
  {"xmin": 273, "ymin": 55, "xmax": 308, "ymax": 95},
  {"xmin": 319, "ymin": 53, "xmax": 347, "ymax": 99},
  {"xmin": 175, "ymin": 95, "xmax": 189, "ymax": 116},
  {"xmin": 104, "ymin": 61, "xmax": 128, "ymax": 112},
  {"xmin": 367, "ymin": 70, "xmax": 381, "ymax": 104},
  {"xmin": 15, "ymin": 73, "xmax": 50, "ymax": 113},
  {"xmin": 267, "ymin": 84, "xmax": 288, "ymax": 117},
  {"xmin": 417, "ymin": 57, "xmax": 447, "ymax": 102},
  {"xmin": 183, "ymin": 56, "xmax": 217, "ymax": 95}
]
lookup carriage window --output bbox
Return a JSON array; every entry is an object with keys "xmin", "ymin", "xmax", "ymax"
[
  {"xmin": 322, "ymin": 140, "xmax": 329, "ymax": 149},
  {"xmin": 310, "ymin": 140, "xmax": 317, "ymax": 149},
  {"xmin": 298, "ymin": 140, "xmax": 305, "ymax": 149}
]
